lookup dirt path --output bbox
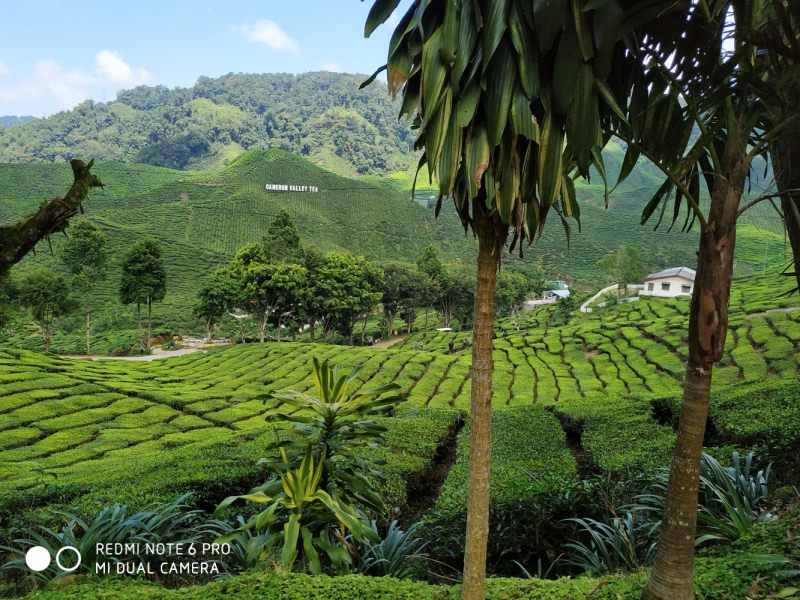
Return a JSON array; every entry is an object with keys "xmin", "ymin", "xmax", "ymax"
[
  {"xmin": 62, "ymin": 347, "xmax": 203, "ymax": 362},
  {"xmin": 372, "ymin": 335, "xmax": 408, "ymax": 349}
]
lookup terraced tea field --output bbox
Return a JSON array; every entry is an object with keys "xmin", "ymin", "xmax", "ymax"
[{"xmin": 1, "ymin": 274, "xmax": 798, "ymax": 529}]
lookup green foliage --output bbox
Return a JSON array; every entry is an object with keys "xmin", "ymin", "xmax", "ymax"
[
  {"xmin": 214, "ymin": 444, "xmax": 379, "ymax": 574},
  {"xmin": 17, "ymin": 269, "xmax": 74, "ymax": 352},
  {"xmin": 119, "ymin": 238, "xmax": 167, "ymax": 307},
  {"xmin": 262, "ymin": 208, "xmax": 305, "ymax": 264},
  {"xmin": 259, "ymin": 356, "xmax": 406, "ymax": 513},
  {"xmin": 351, "ymin": 520, "xmax": 429, "ymax": 579},
  {"xmin": 597, "ymin": 247, "xmax": 647, "ymax": 296},
  {"xmin": 1, "ymin": 494, "xmax": 201, "ymax": 587},
  {"xmin": 193, "ymin": 270, "xmax": 239, "ymax": 339},
  {"xmin": 562, "ymin": 513, "xmax": 654, "ymax": 575}
]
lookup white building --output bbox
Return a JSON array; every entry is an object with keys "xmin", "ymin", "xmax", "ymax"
[{"xmin": 639, "ymin": 267, "xmax": 696, "ymax": 298}]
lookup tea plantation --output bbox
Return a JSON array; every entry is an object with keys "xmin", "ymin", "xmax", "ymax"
[{"xmin": 1, "ymin": 274, "xmax": 798, "ymax": 598}]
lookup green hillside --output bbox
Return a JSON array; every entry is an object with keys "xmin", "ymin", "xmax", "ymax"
[
  {"xmin": 3, "ymin": 146, "xmax": 790, "ymax": 332},
  {"xmin": 0, "ymin": 73, "xmax": 416, "ymax": 177},
  {"xmin": 2, "ymin": 150, "xmax": 472, "ymax": 329}
]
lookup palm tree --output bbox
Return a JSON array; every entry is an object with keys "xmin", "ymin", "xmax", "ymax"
[
  {"xmin": 610, "ymin": 4, "xmax": 798, "ymax": 598},
  {"xmin": 363, "ymin": 1, "xmax": 688, "ymax": 597}
]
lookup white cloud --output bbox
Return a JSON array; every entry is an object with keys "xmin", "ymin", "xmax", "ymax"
[
  {"xmin": 240, "ymin": 20, "xmax": 299, "ymax": 53},
  {"xmin": 0, "ymin": 59, "xmax": 94, "ymax": 107},
  {"xmin": 0, "ymin": 52, "xmax": 150, "ymax": 112},
  {"xmin": 94, "ymin": 50, "xmax": 150, "ymax": 85},
  {"xmin": 322, "ymin": 61, "xmax": 340, "ymax": 72}
]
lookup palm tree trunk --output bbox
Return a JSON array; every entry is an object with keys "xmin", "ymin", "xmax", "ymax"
[
  {"xmin": 461, "ymin": 203, "xmax": 499, "ymax": 600},
  {"xmin": 643, "ymin": 141, "xmax": 745, "ymax": 600},
  {"xmin": 771, "ymin": 74, "xmax": 800, "ymax": 293},
  {"xmin": 85, "ymin": 291, "xmax": 91, "ymax": 356}
]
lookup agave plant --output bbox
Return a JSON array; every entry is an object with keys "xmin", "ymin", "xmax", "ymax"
[
  {"xmin": 256, "ymin": 356, "xmax": 406, "ymax": 513},
  {"xmin": 634, "ymin": 452, "xmax": 774, "ymax": 544},
  {"xmin": 1, "ymin": 494, "xmax": 201, "ymax": 587},
  {"xmin": 214, "ymin": 444, "xmax": 378, "ymax": 575},
  {"xmin": 562, "ymin": 513, "xmax": 653, "ymax": 575},
  {"xmin": 351, "ymin": 520, "xmax": 430, "ymax": 579}
]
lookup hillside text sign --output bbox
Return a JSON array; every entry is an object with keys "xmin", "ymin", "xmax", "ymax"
[{"xmin": 266, "ymin": 184, "xmax": 319, "ymax": 192}]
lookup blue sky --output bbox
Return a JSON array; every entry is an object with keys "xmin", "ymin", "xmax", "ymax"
[{"xmin": 0, "ymin": 0, "xmax": 407, "ymax": 117}]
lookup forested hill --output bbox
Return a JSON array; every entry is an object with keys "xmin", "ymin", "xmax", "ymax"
[
  {"xmin": 0, "ymin": 72, "xmax": 416, "ymax": 178},
  {"xmin": 0, "ymin": 116, "xmax": 37, "ymax": 128}
]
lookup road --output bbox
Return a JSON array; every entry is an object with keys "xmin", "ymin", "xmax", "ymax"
[{"xmin": 62, "ymin": 347, "xmax": 203, "ymax": 361}]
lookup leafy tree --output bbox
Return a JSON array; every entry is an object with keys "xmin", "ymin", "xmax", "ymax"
[
  {"xmin": 59, "ymin": 218, "xmax": 106, "ymax": 355},
  {"xmin": 317, "ymin": 254, "xmax": 384, "ymax": 346},
  {"xmin": 528, "ymin": 269, "xmax": 547, "ymax": 300},
  {"xmin": 417, "ymin": 245, "xmax": 443, "ymax": 334},
  {"xmin": 262, "ymin": 208, "xmax": 305, "ymax": 264},
  {"xmin": 597, "ymin": 247, "xmax": 647, "ymax": 298},
  {"xmin": 301, "ymin": 246, "xmax": 327, "ymax": 343},
  {"xmin": 398, "ymin": 269, "xmax": 433, "ymax": 334},
  {"xmin": 229, "ymin": 243, "xmax": 307, "ymax": 343},
  {"xmin": 119, "ymin": 238, "xmax": 167, "ymax": 353},
  {"xmin": 193, "ymin": 269, "xmax": 240, "ymax": 341},
  {"xmin": 18, "ymin": 268, "xmax": 73, "ymax": 352},
  {"xmin": 380, "ymin": 263, "xmax": 417, "ymax": 337},
  {"xmin": 0, "ymin": 269, "xmax": 20, "ymax": 338},
  {"xmin": 494, "ymin": 270, "xmax": 529, "ymax": 317},
  {"xmin": 0, "ymin": 160, "xmax": 103, "ymax": 276},
  {"xmin": 438, "ymin": 263, "xmax": 475, "ymax": 329},
  {"xmin": 364, "ymin": 1, "xmax": 685, "ymax": 594},
  {"xmin": 608, "ymin": 4, "xmax": 799, "ymax": 597}
]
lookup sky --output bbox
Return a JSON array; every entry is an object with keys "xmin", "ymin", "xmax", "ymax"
[{"xmin": 0, "ymin": 0, "xmax": 408, "ymax": 117}]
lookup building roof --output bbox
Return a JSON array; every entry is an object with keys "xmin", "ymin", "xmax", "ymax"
[
  {"xmin": 644, "ymin": 267, "xmax": 696, "ymax": 282},
  {"xmin": 547, "ymin": 290, "xmax": 571, "ymax": 298}
]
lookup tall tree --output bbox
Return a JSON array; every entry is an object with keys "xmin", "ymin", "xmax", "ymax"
[
  {"xmin": 193, "ymin": 269, "xmax": 239, "ymax": 341},
  {"xmin": 59, "ymin": 218, "xmax": 107, "ymax": 355},
  {"xmin": 758, "ymin": 3, "xmax": 800, "ymax": 294},
  {"xmin": 317, "ymin": 253, "xmax": 383, "ymax": 346},
  {"xmin": 229, "ymin": 243, "xmax": 307, "ymax": 343},
  {"xmin": 301, "ymin": 246, "xmax": 326, "ymax": 343},
  {"xmin": 119, "ymin": 238, "xmax": 167, "ymax": 353},
  {"xmin": 417, "ymin": 244, "xmax": 442, "ymax": 334},
  {"xmin": 610, "ymin": 4, "xmax": 798, "ymax": 598},
  {"xmin": 18, "ymin": 268, "xmax": 73, "ymax": 352},
  {"xmin": 494, "ymin": 270, "xmax": 529, "ymax": 317},
  {"xmin": 0, "ymin": 159, "xmax": 103, "ymax": 276},
  {"xmin": 262, "ymin": 207, "xmax": 305, "ymax": 264},
  {"xmin": 0, "ymin": 270, "xmax": 20, "ymax": 338},
  {"xmin": 364, "ymin": 2, "xmax": 687, "ymax": 595},
  {"xmin": 399, "ymin": 269, "xmax": 432, "ymax": 334},
  {"xmin": 438, "ymin": 263, "xmax": 475, "ymax": 329},
  {"xmin": 380, "ymin": 263, "xmax": 415, "ymax": 337}
]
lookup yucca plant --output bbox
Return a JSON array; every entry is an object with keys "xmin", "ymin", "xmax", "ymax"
[
  {"xmin": 214, "ymin": 444, "xmax": 378, "ymax": 575},
  {"xmin": 257, "ymin": 356, "xmax": 406, "ymax": 513}
]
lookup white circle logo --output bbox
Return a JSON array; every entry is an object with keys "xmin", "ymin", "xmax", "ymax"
[
  {"xmin": 55, "ymin": 547, "xmax": 82, "ymax": 572},
  {"xmin": 25, "ymin": 546, "xmax": 51, "ymax": 572}
]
